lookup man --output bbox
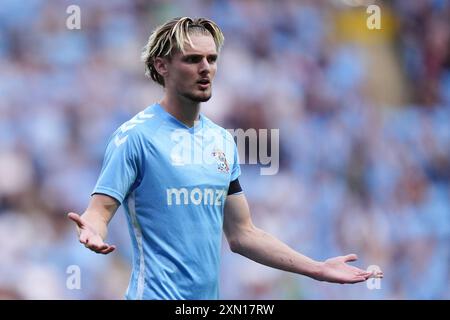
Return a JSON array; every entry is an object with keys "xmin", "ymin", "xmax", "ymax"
[{"xmin": 68, "ymin": 17, "xmax": 383, "ymax": 299}]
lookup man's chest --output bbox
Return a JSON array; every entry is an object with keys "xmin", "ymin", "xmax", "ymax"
[{"xmin": 141, "ymin": 134, "xmax": 233, "ymax": 189}]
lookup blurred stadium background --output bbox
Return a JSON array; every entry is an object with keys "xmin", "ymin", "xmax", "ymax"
[{"xmin": 0, "ymin": 0, "xmax": 449, "ymax": 299}]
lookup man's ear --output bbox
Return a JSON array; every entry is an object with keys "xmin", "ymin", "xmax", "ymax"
[{"xmin": 154, "ymin": 57, "xmax": 169, "ymax": 78}]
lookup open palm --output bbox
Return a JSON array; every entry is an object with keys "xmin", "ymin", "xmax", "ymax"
[
  {"xmin": 319, "ymin": 254, "xmax": 383, "ymax": 284},
  {"xmin": 68, "ymin": 212, "xmax": 116, "ymax": 254}
]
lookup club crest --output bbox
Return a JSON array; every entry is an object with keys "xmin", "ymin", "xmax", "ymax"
[{"xmin": 212, "ymin": 149, "xmax": 229, "ymax": 174}]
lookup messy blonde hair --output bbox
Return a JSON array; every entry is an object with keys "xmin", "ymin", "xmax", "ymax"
[{"xmin": 141, "ymin": 17, "xmax": 225, "ymax": 86}]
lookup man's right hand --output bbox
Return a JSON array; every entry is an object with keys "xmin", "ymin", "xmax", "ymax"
[{"xmin": 68, "ymin": 212, "xmax": 116, "ymax": 254}]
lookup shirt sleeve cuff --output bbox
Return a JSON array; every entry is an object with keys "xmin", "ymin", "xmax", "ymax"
[{"xmin": 91, "ymin": 186, "xmax": 125, "ymax": 204}]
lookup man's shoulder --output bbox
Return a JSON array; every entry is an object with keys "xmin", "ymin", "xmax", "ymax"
[
  {"xmin": 116, "ymin": 105, "xmax": 161, "ymax": 135},
  {"xmin": 109, "ymin": 105, "xmax": 162, "ymax": 146}
]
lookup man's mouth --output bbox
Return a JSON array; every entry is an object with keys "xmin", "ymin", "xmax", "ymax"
[
  {"xmin": 197, "ymin": 79, "xmax": 210, "ymax": 90},
  {"xmin": 197, "ymin": 79, "xmax": 210, "ymax": 85}
]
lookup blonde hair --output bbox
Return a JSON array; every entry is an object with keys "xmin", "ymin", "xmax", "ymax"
[{"xmin": 141, "ymin": 17, "xmax": 225, "ymax": 86}]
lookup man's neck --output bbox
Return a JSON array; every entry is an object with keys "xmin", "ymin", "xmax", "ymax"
[{"xmin": 159, "ymin": 95, "xmax": 201, "ymax": 128}]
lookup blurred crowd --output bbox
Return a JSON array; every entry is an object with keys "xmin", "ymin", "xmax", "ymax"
[{"xmin": 0, "ymin": 0, "xmax": 449, "ymax": 299}]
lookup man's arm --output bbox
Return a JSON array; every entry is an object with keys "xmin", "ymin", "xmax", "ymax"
[
  {"xmin": 223, "ymin": 193, "xmax": 383, "ymax": 284},
  {"xmin": 67, "ymin": 193, "xmax": 119, "ymax": 254}
]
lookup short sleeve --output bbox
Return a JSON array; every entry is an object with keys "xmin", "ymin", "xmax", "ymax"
[
  {"xmin": 230, "ymin": 140, "xmax": 241, "ymax": 182},
  {"xmin": 92, "ymin": 130, "xmax": 141, "ymax": 204}
]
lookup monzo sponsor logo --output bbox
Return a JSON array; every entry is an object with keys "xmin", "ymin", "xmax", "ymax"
[{"xmin": 167, "ymin": 188, "xmax": 227, "ymax": 206}]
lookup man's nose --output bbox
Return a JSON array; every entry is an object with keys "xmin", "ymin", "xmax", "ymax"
[{"xmin": 198, "ymin": 57, "xmax": 211, "ymax": 74}]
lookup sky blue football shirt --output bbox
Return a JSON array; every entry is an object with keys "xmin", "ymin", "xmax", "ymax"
[{"xmin": 92, "ymin": 103, "xmax": 241, "ymax": 300}]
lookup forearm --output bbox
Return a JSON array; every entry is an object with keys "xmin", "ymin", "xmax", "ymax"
[
  {"xmin": 223, "ymin": 194, "xmax": 376, "ymax": 284},
  {"xmin": 230, "ymin": 226, "xmax": 323, "ymax": 280},
  {"xmin": 80, "ymin": 194, "xmax": 118, "ymax": 240}
]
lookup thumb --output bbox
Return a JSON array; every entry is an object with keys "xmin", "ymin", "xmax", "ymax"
[
  {"xmin": 67, "ymin": 212, "xmax": 84, "ymax": 229},
  {"xmin": 79, "ymin": 228, "xmax": 90, "ymax": 244},
  {"xmin": 344, "ymin": 254, "xmax": 358, "ymax": 263}
]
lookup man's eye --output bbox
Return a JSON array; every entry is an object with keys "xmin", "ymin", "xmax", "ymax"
[
  {"xmin": 186, "ymin": 56, "xmax": 200, "ymax": 63},
  {"xmin": 208, "ymin": 56, "xmax": 217, "ymax": 63}
]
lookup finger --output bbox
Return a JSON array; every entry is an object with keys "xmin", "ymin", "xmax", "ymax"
[
  {"xmin": 354, "ymin": 276, "xmax": 368, "ymax": 283},
  {"xmin": 100, "ymin": 246, "xmax": 115, "ymax": 254},
  {"xmin": 81, "ymin": 237, "xmax": 103, "ymax": 252},
  {"xmin": 350, "ymin": 266, "xmax": 369, "ymax": 274},
  {"xmin": 369, "ymin": 271, "xmax": 384, "ymax": 278},
  {"xmin": 364, "ymin": 269, "xmax": 383, "ymax": 276},
  {"xmin": 99, "ymin": 245, "xmax": 116, "ymax": 255},
  {"xmin": 86, "ymin": 235, "xmax": 107, "ymax": 249},
  {"xmin": 357, "ymin": 271, "xmax": 372, "ymax": 277},
  {"xmin": 86, "ymin": 244, "xmax": 106, "ymax": 253},
  {"xmin": 362, "ymin": 272, "xmax": 374, "ymax": 279},
  {"xmin": 88, "ymin": 242, "xmax": 108, "ymax": 252},
  {"xmin": 79, "ymin": 232, "xmax": 88, "ymax": 244},
  {"xmin": 93, "ymin": 244, "xmax": 114, "ymax": 254},
  {"xmin": 79, "ymin": 230, "xmax": 90, "ymax": 244},
  {"xmin": 91, "ymin": 247, "xmax": 104, "ymax": 254},
  {"xmin": 344, "ymin": 254, "xmax": 358, "ymax": 262},
  {"xmin": 346, "ymin": 275, "xmax": 368, "ymax": 284},
  {"xmin": 67, "ymin": 212, "xmax": 84, "ymax": 229},
  {"xmin": 364, "ymin": 272, "xmax": 383, "ymax": 280}
]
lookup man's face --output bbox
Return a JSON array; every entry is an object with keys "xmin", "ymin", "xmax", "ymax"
[{"xmin": 164, "ymin": 34, "xmax": 218, "ymax": 102}]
